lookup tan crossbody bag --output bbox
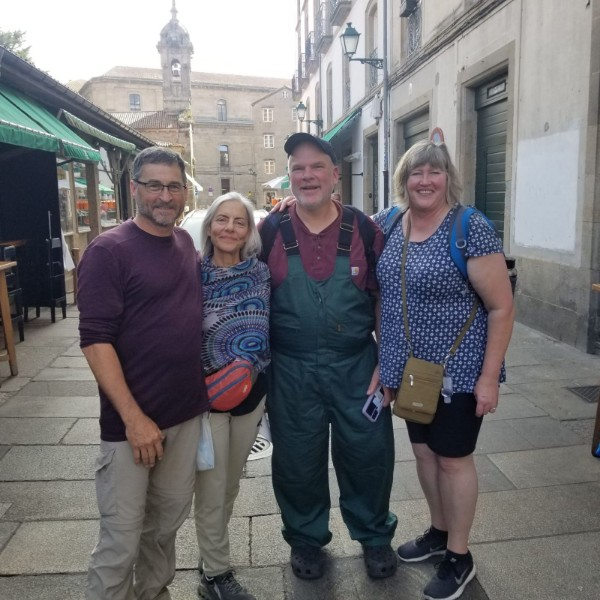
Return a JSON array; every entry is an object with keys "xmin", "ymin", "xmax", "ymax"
[{"xmin": 394, "ymin": 215, "xmax": 478, "ymax": 424}]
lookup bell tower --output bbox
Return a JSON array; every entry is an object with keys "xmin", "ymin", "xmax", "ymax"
[{"xmin": 157, "ymin": 1, "xmax": 193, "ymax": 115}]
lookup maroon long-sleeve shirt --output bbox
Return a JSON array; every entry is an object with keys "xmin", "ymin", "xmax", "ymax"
[{"xmin": 78, "ymin": 220, "xmax": 208, "ymax": 441}]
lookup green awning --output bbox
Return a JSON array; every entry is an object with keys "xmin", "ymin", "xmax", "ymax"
[
  {"xmin": 75, "ymin": 177, "xmax": 114, "ymax": 194},
  {"xmin": 0, "ymin": 84, "xmax": 101, "ymax": 161},
  {"xmin": 323, "ymin": 109, "xmax": 362, "ymax": 142},
  {"xmin": 61, "ymin": 110, "xmax": 136, "ymax": 153},
  {"xmin": 0, "ymin": 90, "xmax": 60, "ymax": 153}
]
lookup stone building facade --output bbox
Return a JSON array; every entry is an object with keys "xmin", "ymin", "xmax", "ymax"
[
  {"xmin": 78, "ymin": 3, "xmax": 296, "ymax": 210},
  {"xmin": 295, "ymin": 0, "xmax": 600, "ymax": 353}
]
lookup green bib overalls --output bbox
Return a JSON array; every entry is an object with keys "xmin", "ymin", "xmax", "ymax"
[{"xmin": 267, "ymin": 208, "xmax": 397, "ymax": 548}]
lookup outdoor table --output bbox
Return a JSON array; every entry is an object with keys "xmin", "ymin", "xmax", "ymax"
[
  {"xmin": 592, "ymin": 283, "xmax": 600, "ymax": 456},
  {"xmin": 0, "ymin": 260, "xmax": 18, "ymax": 376}
]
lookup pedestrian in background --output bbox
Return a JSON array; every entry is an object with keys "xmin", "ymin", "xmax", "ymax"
[
  {"xmin": 372, "ymin": 140, "xmax": 514, "ymax": 600},
  {"xmin": 78, "ymin": 146, "xmax": 208, "ymax": 600},
  {"xmin": 194, "ymin": 192, "xmax": 270, "ymax": 600},
  {"xmin": 260, "ymin": 133, "xmax": 398, "ymax": 581}
]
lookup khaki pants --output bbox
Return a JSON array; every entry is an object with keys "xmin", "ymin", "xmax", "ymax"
[
  {"xmin": 86, "ymin": 416, "xmax": 201, "ymax": 600},
  {"xmin": 194, "ymin": 400, "xmax": 265, "ymax": 576}
]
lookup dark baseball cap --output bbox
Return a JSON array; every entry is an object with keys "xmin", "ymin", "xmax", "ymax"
[{"xmin": 284, "ymin": 133, "xmax": 338, "ymax": 164}]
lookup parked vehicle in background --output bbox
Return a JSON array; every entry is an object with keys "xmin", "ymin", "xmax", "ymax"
[{"xmin": 179, "ymin": 208, "xmax": 268, "ymax": 252}]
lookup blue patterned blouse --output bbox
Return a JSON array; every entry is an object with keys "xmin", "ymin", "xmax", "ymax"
[
  {"xmin": 201, "ymin": 257, "xmax": 271, "ymax": 375},
  {"xmin": 372, "ymin": 207, "xmax": 505, "ymax": 392}
]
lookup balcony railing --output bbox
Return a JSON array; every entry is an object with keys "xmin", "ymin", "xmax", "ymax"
[
  {"xmin": 305, "ymin": 31, "xmax": 318, "ymax": 73},
  {"xmin": 331, "ymin": 0, "xmax": 352, "ymax": 27},
  {"xmin": 316, "ymin": 2, "xmax": 333, "ymax": 54}
]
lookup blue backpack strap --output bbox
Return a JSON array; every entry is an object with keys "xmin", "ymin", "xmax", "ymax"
[
  {"xmin": 383, "ymin": 206, "xmax": 403, "ymax": 244},
  {"xmin": 448, "ymin": 205, "xmax": 471, "ymax": 280},
  {"xmin": 448, "ymin": 205, "xmax": 499, "ymax": 280}
]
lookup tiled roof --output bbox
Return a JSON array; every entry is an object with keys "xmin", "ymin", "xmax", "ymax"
[{"xmin": 110, "ymin": 111, "xmax": 179, "ymax": 129}]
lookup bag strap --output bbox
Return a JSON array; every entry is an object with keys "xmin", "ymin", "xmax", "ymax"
[{"xmin": 401, "ymin": 214, "xmax": 478, "ymax": 362}]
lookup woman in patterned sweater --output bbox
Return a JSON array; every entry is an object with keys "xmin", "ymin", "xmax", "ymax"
[
  {"xmin": 372, "ymin": 141, "xmax": 514, "ymax": 600},
  {"xmin": 194, "ymin": 192, "xmax": 270, "ymax": 600}
]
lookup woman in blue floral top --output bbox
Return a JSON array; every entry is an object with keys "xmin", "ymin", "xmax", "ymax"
[
  {"xmin": 372, "ymin": 141, "xmax": 514, "ymax": 600},
  {"xmin": 194, "ymin": 192, "xmax": 270, "ymax": 600}
]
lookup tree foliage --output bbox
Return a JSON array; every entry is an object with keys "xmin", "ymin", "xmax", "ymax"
[{"xmin": 0, "ymin": 29, "xmax": 33, "ymax": 62}]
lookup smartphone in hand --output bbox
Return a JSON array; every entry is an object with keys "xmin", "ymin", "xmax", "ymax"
[{"xmin": 362, "ymin": 387, "xmax": 384, "ymax": 422}]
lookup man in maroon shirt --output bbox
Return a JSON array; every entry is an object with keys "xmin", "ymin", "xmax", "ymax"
[
  {"xmin": 78, "ymin": 147, "xmax": 209, "ymax": 600},
  {"xmin": 261, "ymin": 133, "xmax": 398, "ymax": 581}
]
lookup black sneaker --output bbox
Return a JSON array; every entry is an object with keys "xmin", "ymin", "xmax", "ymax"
[
  {"xmin": 423, "ymin": 553, "xmax": 476, "ymax": 600},
  {"xmin": 397, "ymin": 527, "xmax": 447, "ymax": 562},
  {"xmin": 362, "ymin": 543, "xmax": 398, "ymax": 579},
  {"xmin": 197, "ymin": 570, "xmax": 257, "ymax": 600}
]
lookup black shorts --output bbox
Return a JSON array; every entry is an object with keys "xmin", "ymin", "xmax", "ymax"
[{"xmin": 405, "ymin": 393, "xmax": 483, "ymax": 458}]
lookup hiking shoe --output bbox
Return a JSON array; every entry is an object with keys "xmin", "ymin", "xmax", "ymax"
[
  {"xmin": 362, "ymin": 543, "xmax": 398, "ymax": 579},
  {"xmin": 397, "ymin": 527, "xmax": 447, "ymax": 562},
  {"xmin": 423, "ymin": 553, "xmax": 476, "ymax": 600},
  {"xmin": 290, "ymin": 545, "xmax": 324, "ymax": 579},
  {"xmin": 197, "ymin": 570, "xmax": 256, "ymax": 600}
]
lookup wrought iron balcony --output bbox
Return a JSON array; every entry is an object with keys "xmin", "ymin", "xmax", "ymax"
[
  {"xmin": 331, "ymin": 0, "xmax": 352, "ymax": 27},
  {"xmin": 316, "ymin": 2, "xmax": 333, "ymax": 54}
]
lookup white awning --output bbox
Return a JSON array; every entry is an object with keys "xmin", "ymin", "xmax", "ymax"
[
  {"xmin": 186, "ymin": 173, "xmax": 203, "ymax": 191},
  {"xmin": 262, "ymin": 175, "xmax": 289, "ymax": 189}
]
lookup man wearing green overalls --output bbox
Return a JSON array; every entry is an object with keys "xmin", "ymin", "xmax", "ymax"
[{"xmin": 260, "ymin": 133, "xmax": 397, "ymax": 580}]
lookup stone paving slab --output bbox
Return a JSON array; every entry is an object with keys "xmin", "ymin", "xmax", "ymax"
[
  {"xmin": 0, "ymin": 503, "xmax": 9, "ymax": 518},
  {"xmin": 0, "ymin": 520, "xmax": 98, "ymax": 574},
  {"xmin": 14, "ymin": 380, "xmax": 99, "ymax": 396},
  {"xmin": 233, "ymin": 475, "xmax": 280, "ymax": 517},
  {"xmin": 0, "ymin": 521, "xmax": 18, "ymax": 553},
  {"xmin": 508, "ymin": 380, "xmax": 600, "ymax": 420},
  {"xmin": 0, "ymin": 481, "xmax": 97, "ymax": 520},
  {"xmin": 62, "ymin": 418, "xmax": 99, "ymax": 444},
  {"xmin": 507, "ymin": 361, "xmax": 600, "ymax": 385},
  {"xmin": 474, "ymin": 531, "xmax": 600, "ymax": 600},
  {"xmin": 474, "ymin": 420, "xmax": 535, "ymax": 454},
  {"xmin": 507, "ymin": 415, "xmax": 584, "ymax": 447},
  {"xmin": 0, "ymin": 417, "xmax": 76, "ymax": 444},
  {"xmin": 51, "ymin": 356, "xmax": 90, "ymax": 369},
  {"xmin": 33, "ymin": 367, "xmax": 96, "ymax": 381},
  {"xmin": 0, "ymin": 446, "xmax": 97, "ymax": 481},
  {"xmin": 488, "ymin": 445, "xmax": 600, "ymax": 489},
  {"xmin": 0, "ymin": 573, "xmax": 88, "ymax": 600},
  {"xmin": 482, "ymin": 391, "xmax": 547, "ymax": 420},
  {"xmin": 3, "ymin": 346, "xmax": 69, "ymax": 379},
  {"xmin": 0, "ymin": 396, "xmax": 99, "ymax": 418}
]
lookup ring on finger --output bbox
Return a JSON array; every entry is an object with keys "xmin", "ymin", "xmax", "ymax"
[{"xmin": 489, "ymin": 407, "xmax": 496, "ymax": 413}]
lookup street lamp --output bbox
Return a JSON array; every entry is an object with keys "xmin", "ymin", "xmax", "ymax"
[
  {"xmin": 340, "ymin": 23, "xmax": 384, "ymax": 69},
  {"xmin": 296, "ymin": 101, "xmax": 323, "ymax": 134}
]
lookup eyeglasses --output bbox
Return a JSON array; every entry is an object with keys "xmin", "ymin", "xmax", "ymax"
[{"xmin": 134, "ymin": 179, "xmax": 187, "ymax": 194}]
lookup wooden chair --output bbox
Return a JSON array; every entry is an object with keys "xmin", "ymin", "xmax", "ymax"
[{"xmin": 0, "ymin": 245, "xmax": 25, "ymax": 342}]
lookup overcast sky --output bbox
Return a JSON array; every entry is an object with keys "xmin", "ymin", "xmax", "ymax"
[{"xmin": 3, "ymin": 0, "xmax": 298, "ymax": 84}]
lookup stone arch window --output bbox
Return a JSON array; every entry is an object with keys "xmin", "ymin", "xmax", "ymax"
[{"xmin": 171, "ymin": 60, "xmax": 181, "ymax": 78}]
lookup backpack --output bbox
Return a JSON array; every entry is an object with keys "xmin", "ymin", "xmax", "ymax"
[
  {"xmin": 259, "ymin": 205, "xmax": 378, "ymax": 276},
  {"xmin": 382, "ymin": 205, "xmax": 498, "ymax": 280}
]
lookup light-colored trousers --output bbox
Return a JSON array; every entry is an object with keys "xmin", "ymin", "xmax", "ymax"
[
  {"xmin": 194, "ymin": 400, "xmax": 265, "ymax": 576},
  {"xmin": 86, "ymin": 416, "xmax": 201, "ymax": 600}
]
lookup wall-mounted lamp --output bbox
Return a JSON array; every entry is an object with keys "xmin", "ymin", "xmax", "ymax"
[
  {"xmin": 296, "ymin": 101, "xmax": 323, "ymax": 133},
  {"xmin": 340, "ymin": 23, "xmax": 384, "ymax": 69}
]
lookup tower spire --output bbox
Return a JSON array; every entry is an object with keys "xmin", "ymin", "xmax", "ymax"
[{"xmin": 171, "ymin": 0, "xmax": 177, "ymax": 21}]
